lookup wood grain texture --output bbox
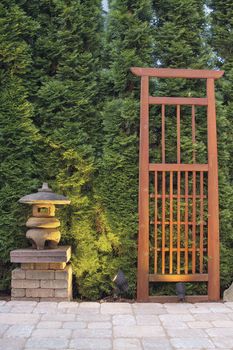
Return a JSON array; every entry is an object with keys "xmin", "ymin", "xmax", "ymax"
[
  {"xmin": 207, "ymin": 78, "xmax": 220, "ymax": 301},
  {"xmin": 131, "ymin": 67, "xmax": 224, "ymax": 79},
  {"xmin": 137, "ymin": 75, "xmax": 149, "ymax": 301}
]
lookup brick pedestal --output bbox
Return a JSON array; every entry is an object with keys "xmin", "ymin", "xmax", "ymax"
[{"xmin": 10, "ymin": 247, "xmax": 72, "ymax": 301}]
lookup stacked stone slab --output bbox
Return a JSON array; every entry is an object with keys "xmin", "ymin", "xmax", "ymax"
[{"xmin": 10, "ymin": 246, "xmax": 72, "ymax": 301}]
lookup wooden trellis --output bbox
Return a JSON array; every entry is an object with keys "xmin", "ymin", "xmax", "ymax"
[{"xmin": 131, "ymin": 67, "xmax": 224, "ymax": 302}]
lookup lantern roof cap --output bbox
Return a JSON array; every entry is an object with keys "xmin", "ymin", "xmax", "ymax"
[{"xmin": 19, "ymin": 183, "xmax": 71, "ymax": 205}]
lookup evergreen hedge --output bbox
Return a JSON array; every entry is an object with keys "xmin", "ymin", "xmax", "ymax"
[{"xmin": 0, "ymin": 0, "xmax": 232, "ymax": 298}]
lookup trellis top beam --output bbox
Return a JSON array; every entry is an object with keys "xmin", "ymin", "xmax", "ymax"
[{"xmin": 130, "ymin": 67, "xmax": 224, "ymax": 79}]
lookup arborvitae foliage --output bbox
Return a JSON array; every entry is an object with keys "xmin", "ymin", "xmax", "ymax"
[
  {"xmin": 209, "ymin": 0, "xmax": 233, "ymax": 288},
  {"xmin": 152, "ymin": 0, "xmax": 233, "ymax": 294},
  {"xmin": 22, "ymin": 0, "xmax": 111, "ymax": 299},
  {"xmin": 98, "ymin": 0, "xmax": 153, "ymax": 298},
  {"xmin": 0, "ymin": 2, "xmax": 41, "ymax": 289},
  {"xmin": 153, "ymin": 0, "xmax": 211, "ymax": 68}
]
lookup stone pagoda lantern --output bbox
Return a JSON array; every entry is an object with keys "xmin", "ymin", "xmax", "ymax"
[
  {"xmin": 10, "ymin": 183, "xmax": 73, "ymax": 302},
  {"xmin": 19, "ymin": 182, "xmax": 70, "ymax": 250}
]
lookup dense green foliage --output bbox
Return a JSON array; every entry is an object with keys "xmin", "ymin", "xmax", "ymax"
[
  {"xmin": 209, "ymin": 0, "xmax": 233, "ymax": 288},
  {"xmin": 0, "ymin": 2, "xmax": 42, "ymax": 289},
  {"xmin": 96, "ymin": 0, "xmax": 154, "ymax": 297},
  {"xmin": 0, "ymin": 0, "xmax": 232, "ymax": 298},
  {"xmin": 151, "ymin": 0, "xmax": 233, "ymax": 294}
]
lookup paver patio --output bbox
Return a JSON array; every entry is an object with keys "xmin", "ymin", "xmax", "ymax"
[{"xmin": 0, "ymin": 300, "xmax": 233, "ymax": 349}]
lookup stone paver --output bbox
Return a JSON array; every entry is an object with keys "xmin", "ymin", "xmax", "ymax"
[
  {"xmin": 0, "ymin": 301, "xmax": 232, "ymax": 349},
  {"xmin": 70, "ymin": 337, "xmax": 112, "ymax": 349},
  {"xmin": 114, "ymin": 338, "xmax": 142, "ymax": 350},
  {"xmin": 5, "ymin": 324, "xmax": 34, "ymax": 338}
]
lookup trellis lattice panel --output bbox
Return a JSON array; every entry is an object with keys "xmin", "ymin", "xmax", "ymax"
[
  {"xmin": 131, "ymin": 67, "xmax": 224, "ymax": 302},
  {"xmin": 149, "ymin": 169, "xmax": 208, "ymax": 277}
]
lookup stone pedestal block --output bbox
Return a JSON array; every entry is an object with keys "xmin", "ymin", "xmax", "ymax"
[
  {"xmin": 11, "ymin": 264, "xmax": 72, "ymax": 302},
  {"xmin": 10, "ymin": 247, "xmax": 72, "ymax": 302}
]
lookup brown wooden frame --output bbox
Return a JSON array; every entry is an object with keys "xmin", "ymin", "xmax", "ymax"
[{"xmin": 131, "ymin": 67, "xmax": 224, "ymax": 302}]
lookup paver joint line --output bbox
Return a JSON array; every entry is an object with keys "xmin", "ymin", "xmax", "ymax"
[{"xmin": 0, "ymin": 301, "xmax": 232, "ymax": 349}]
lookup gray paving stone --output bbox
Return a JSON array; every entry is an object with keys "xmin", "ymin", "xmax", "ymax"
[
  {"xmin": 211, "ymin": 337, "xmax": 233, "ymax": 349},
  {"xmin": 70, "ymin": 338, "xmax": 112, "ymax": 349},
  {"xmin": 0, "ymin": 313, "xmax": 40, "ymax": 325},
  {"xmin": 25, "ymin": 337, "xmax": 69, "ymax": 349},
  {"xmin": 162, "ymin": 321, "xmax": 188, "ymax": 329},
  {"xmin": 142, "ymin": 337, "xmax": 173, "ymax": 350},
  {"xmin": 0, "ymin": 338, "xmax": 25, "ymax": 350},
  {"xmin": 63, "ymin": 321, "xmax": 86, "ymax": 329},
  {"xmin": 206, "ymin": 327, "xmax": 233, "ymax": 337},
  {"xmin": 209, "ymin": 305, "xmax": 232, "ymax": 313},
  {"xmin": 190, "ymin": 307, "xmax": 211, "ymax": 314},
  {"xmin": 0, "ymin": 324, "xmax": 9, "ymax": 336},
  {"xmin": 7, "ymin": 301, "xmax": 37, "ymax": 307},
  {"xmin": 165, "ymin": 304, "xmax": 195, "ymax": 314},
  {"xmin": 37, "ymin": 321, "xmax": 62, "ymax": 329},
  {"xmin": 194, "ymin": 302, "xmax": 216, "ymax": 308},
  {"xmin": 101, "ymin": 303, "xmax": 132, "ymax": 314},
  {"xmin": 224, "ymin": 302, "xmax": 233, "ymax": 308},
  {"xmin": 133, "ymin": 304, "xmax": 166, "ymax": 315},
  {"xmin": 113, "ymin": 338, "xmax": 142, "ymax": 350},
  {"xmin": 136, "ymin": 315, "xmax": 160, "ymax": 325},
  {"xmin": 77, "ymin": 302, "xmax": 100, "ymax": 314},
  {"xmin": 164, "ymin": 303, "xmax": 194, "ymax": 309},
  {"xmin": 170, "ymin": 337, "xmax": 215, "ymax": 349},
  {"xmin": 4, "ymin": 324, "xmax": 34, "ymax": 337},
  {"xmin": 76, "ymin": 314, "xmax": 111, "ymax": 322},
  {"xmin": 166, "ymin": 328, "xmax": 207, "ymax": 338},
  {"xmin": 35, "ymin": 301, "xmax": 58, "ymax": 308},
  {"xmin": 58, "ymin": 301, "xmax": 79, "ymax": 309},
  {"xmin": 79, "ymin": 302, "xmax": 100, "ymax": 309},
  {"xmin": 41, "ymin": 313, "xmax": 75, "ymax": 321},
  {"xmin": 72, "ymin": 328, "xmax": 112, "ymax": 338},
  {"xmin": 9, "ymin": 306, "xmax": 35, "ymax": 314},
  {"xmin": 88, "ymin": 321, "xmax": 112, "ymax": 329},
  {"xmin": 0, "ymin": 306, "xmax": 13, "ymax": 313},
  {"xmin": 33, "ymin": 302, "xmax": 58, "ymax": 314},
  {"xmin": 31, "ymin": 328, "xmax": 71, "ymax": 338},
  {"xmin": 113, "ymin": 325, "xmax": 165, "ymax": 338},
  {"xmin": 212, "ymin": 320, "xmax": 233, "ymax": 327},
  {"xmin": 194, "ymin": 312, "xmax": 231, "ymax": 321},
  {"xmin": 187, "ymin": 321, "xmax": 212, "ymax": 328},
  {"xmin": 227, "ymin": 313, "xmax": 233, "ymax": 321},
  {"xmin": 0, "ymin": 301, "xmax": 6, "ymax": 306},
  {"xmin": 159, "ymin": 313, "xmax": 194, "ymax": 322},
  {"xmin": 113, "ymin": 315, "xmax": 136, "ymax": 326}
]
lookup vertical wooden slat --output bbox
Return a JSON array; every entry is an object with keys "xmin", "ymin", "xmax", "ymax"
[
  {"xmin": 200, "ymin": 171, "xmax": 204, "ymax": 273},
  {"xmin": 154, "ymin": 171, "xmax": 158, "ymax": 273},
  {"xmin": 162, "ymin": 171, "xmax": 166, "ymax": 274},
  {"xmin": 207, "ymin": 78, "xmax": 220, "ymax": 301},
  {"xmin": 192, "ymin": 105, "xmax": 196, "ymax": 163},
  {"xmin": 169, "ymin": 171, "xmax": 173, "ymax": 274},
  {"xmin": 177, "ymin": 105, "xmax": 181, "ymax": 163},
  {"xmin": 184, "ymin": 171, "xmax": 189, "ymax": 274},
  {"xmin": 177, "ymin": 171, "xmax": 181, "ymax": 274},
  {"xmin": 192, "ymin": 171, "xmax": 196, "ymax": 273},
  {"xmin": 177, "ymin": 105, "xmax": 181, "ymax": 274},
  {"xmin": 162, "ymin": 104, "xmax": 165, "ymax": 163},
  {"xmin": 137, "ymin": 75, "xmax": 149, "ymax": 301}
]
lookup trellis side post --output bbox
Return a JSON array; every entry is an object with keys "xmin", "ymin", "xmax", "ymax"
[
  {"xmin": 137, "ymin": 75, "xmax": 149, "ymax": 301},
  {"xmin": 207, "ymin": 78, "xmax": 220, "ymax": 301}
]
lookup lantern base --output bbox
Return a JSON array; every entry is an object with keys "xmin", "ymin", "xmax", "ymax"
[
  {"xmin": 10, "ymin": 246, "xmax": 71, "ymax": 263},
  {"xmin": 10, "ymin": 246, "xmax": 72, "ymax": 301}
]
